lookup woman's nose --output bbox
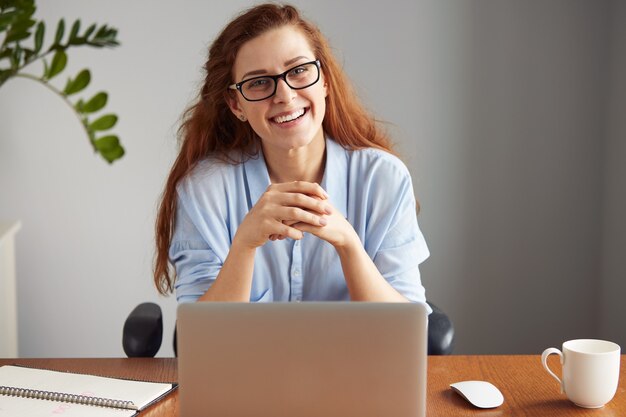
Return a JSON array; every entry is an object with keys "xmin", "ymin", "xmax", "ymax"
[{"xmin": 273, "ymin": 78, "xmax": 296, "ymax": 103}]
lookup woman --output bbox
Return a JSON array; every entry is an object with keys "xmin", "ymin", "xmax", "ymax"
[{"xmin": 154, "ymin": 3, "xmax": 430, "ymax": 308}]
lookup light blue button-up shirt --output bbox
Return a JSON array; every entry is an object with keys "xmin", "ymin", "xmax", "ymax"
[{"xmin": 171, "ymin": 138, "xmax": 430, "ymax": 308}]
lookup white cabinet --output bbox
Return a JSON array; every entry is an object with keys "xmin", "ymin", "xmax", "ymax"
[{"xmin": 0, "ymin": 221, "xmax": 21, "ymax": 358}]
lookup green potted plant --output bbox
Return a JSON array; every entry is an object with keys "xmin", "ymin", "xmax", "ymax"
[{"xmin": 0, "ymin": 0, "xmax": 124, "ymax": 163}]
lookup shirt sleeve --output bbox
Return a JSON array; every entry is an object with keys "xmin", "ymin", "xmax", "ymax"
[
  {"xmin": 364, "ymin": 155, "xmax": 431, "ymax": 310},
  {"xmin": 170, "ymin": 192, "xmax": 223, "ymax": 304}
]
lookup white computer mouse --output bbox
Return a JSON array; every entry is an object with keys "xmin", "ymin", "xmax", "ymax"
[{"xmin": 450, "ymin": 380, "xmax": 504, "ymax": 408}]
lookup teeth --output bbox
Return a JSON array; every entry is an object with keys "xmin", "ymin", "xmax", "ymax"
[{"xmin": 273, "ymin": 108, "xmax": 305, "ymax": 124}]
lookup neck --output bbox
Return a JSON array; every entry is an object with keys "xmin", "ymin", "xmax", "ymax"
[{"xmin": 263, "ymin": 135, "xmax": 326, "ymax": 184}]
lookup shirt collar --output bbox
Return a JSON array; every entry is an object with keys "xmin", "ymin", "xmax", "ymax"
[{"xmin": 243, "ymin": 137, "xmax": 348, "ymax": 218}]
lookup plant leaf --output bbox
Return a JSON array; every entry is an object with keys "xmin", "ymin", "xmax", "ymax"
[
  {"xmin": 101, "ymin": 146, "xmax": 125, "ymax": 163},
  {"xmin": 87, "ymin": 24, "xmax": 120, "ymax": 48},
  {"xmin": 34, "ymin": 21, "xmax": 44, "ymax": 54},
  {"xmin": 83, "ymin": 23, "xmax": 96, "ymax": 39},
  {"xmin": 5, "ymin": 30, "xmax": 29, "ymax": 43},
  {"xmin": 0, "ymin": 11, "xmax": 19, "ymax": 31},
  {"xmin": 89, "ymin": 114, "xmax": 117, "ymax": 131},
  {"xmin": 0, "ymin": 69, "xmax": 11, "ymax": 86},
  {"xmin": 97, "ymin": 140, "xmax": 125, "ymax": 163},
  {"xmin": 69, "ymin": 19, "xmax": 80, "ymax": 43},
  {"xmin": 4, "ymin": 18, "xmax": 35, "ymax": 43},
  {"xmin": 0, "ymin": 2, "xmax": 34, "ymax": 32},
  {"xmin": 94, "ymin": 134, "xmax": 119, "ymax": 151},
  {"xmin": 81, "ymin": 91, "xmax": 107, "ymax": 113},
  {"xmin": 68, "ymin": 19, "xmax": 86, "ymax": 45},
  {"xmin": 8, "ymin": 16, "xmax": 36, "ymax": 31},
  {"xmin": 42, "ymin": 57, "xmax": 49, "ymax": 78},
  {"xmin": 0, "ymin": 47, "xmax": 13, "ymax": 61},
  {"xmin": 94, "ymin": 135, "xmax": 124, "ymax": 163},
  {"xmin": 63, "ymin": 68, "xmax": 90, "ymax": 95},
  {"xmin": 54, "ymin": 18, "xmax": 65, "ymax": 45},
  {"xmin": 6, "ymin": 1, "xmax": 36, "ymax": 19},
  {"xmin": 46, "ymin": 49, "xmax": 67, "ymax": 79}
]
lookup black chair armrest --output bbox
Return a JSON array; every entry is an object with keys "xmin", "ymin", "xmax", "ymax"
[
  {"xmin": 427, "ymin": 301, "xmax": 455, "ymax": 355},
  {"xmin": 122, "ymin": 302, "xmax": 163, "ymax": 357}
]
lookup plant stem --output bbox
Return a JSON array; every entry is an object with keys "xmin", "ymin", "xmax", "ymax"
[{"xmin": 12, "ymin": 72, "xmax": 96, "ymax": 152}]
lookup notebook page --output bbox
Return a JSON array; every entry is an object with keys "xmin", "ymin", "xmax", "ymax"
[
  {"xmin": 0, "ymin": 365, "xmax": 173, "ymax": 410},
  {"xmin": 0, "ymin": 395, "xmax": 135, "ymax": 417}
]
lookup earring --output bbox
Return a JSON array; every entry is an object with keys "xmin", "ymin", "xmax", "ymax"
[{"xmin": 239, "ymin": 114, "xmax": 247, "ymax": 122}]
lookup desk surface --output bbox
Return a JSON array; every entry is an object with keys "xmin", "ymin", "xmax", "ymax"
[{"xmin": 1, "ymin": 355, "xmax": 624, "ymax": 416}]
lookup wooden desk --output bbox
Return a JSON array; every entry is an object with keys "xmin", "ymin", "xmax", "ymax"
[
  {"xmin": 429, "ymin": 355, "xmax": 625, "ymax": 416},
  {"xmin": 1, "ymin": 355, "xmax": 624, "ymax": 416}
]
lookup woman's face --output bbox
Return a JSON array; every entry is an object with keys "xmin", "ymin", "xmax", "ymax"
[{"xmin": 228, "ymin": 25, "xmax": 327, "ymax": 154}]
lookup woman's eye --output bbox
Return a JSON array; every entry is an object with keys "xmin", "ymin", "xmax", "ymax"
[
  {"xmin": 289, "ymin": 66, "xmax": 307, "ymax": 76},
  {"xmin": 247, "ymin": 78, "xmax": 270, "ymax": 90}
]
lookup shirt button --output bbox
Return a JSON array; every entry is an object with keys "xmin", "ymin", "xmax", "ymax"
[{"xmin": 293, "ymin": 269, "xmax": 300, "ymax": 276}]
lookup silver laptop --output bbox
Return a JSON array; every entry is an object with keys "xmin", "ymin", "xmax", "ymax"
[{"xmin": 177, "ymin": 302, "xmax": 428, "ymax": 417}]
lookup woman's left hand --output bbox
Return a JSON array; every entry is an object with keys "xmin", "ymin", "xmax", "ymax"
[{"xmin": 290, "ymin": 200, "xmax": 359, "ymax": 249}]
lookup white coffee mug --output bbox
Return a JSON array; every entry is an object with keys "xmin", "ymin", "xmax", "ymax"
[{"xmin": 541, "ymin": 339, "xmax": 621, "ymax": 408}]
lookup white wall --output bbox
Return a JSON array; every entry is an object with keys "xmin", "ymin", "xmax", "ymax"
[
  {"xmin": 600, "ymin": 0, "xmax": 626, "ymax": 348},
  {"xmin": 0, "ymin": 0, "xmax": 623, "ymax": 357},
  {"xmin": 422, "ymin": 0, "xmax": 609, "ymax": 353}
]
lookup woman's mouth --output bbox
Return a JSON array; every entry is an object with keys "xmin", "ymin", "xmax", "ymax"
[{"xmin": 271, "ymin": 108, "xmax": 308, "ymax": 124}]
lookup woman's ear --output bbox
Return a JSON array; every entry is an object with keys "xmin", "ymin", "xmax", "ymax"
[
  {"xmin": 321, "ymin": 71, "xmax": 328, "ymax": 98},
  {"xmin": 225, "ymin": 91, "xmax": 246, "ymax": 121}
]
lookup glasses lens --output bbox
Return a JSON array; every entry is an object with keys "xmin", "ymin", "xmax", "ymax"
[
  {"xmin": 285, "ymin": 62, "xmax": 320, "ymax": 89},
  {"xmin": 241, "ymin": 77, "xmax": 275, "ymax": 101}
]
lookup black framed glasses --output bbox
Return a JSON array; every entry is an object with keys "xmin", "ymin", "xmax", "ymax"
[{"xmin": 229, "ymin": 60, "xmax": 321, "ymax": 102}]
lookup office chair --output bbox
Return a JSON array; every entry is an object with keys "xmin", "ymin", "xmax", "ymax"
[{"xmin": 122, "ymin": 301, "xmax": 455, "ymax": 357}]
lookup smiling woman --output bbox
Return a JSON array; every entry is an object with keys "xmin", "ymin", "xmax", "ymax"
[
  {"xmin": 226, "ymin": 26, "xmax": 328, "ymax": 161},
  {"xmin": 153, "ymin": 3, "xmax": 431, "ymax": 311}
]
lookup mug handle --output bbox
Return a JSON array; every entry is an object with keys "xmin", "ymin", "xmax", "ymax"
[{"xmin": 541, "ymin": 347, "xmax": 564, "ymax": 393}]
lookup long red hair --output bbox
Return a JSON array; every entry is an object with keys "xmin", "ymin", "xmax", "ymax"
[{"xmin": 154, "ymin": 3, "xmax": 395, "ymax": 294}]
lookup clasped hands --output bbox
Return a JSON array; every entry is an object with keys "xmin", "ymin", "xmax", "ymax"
[{"xmin": 234, "ymin": 181, "xmax": 356, "ymax": 249}]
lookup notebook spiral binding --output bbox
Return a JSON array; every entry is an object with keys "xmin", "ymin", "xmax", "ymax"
[{"xmin": 0, "ymin": 385, "xmax": 138, "ymax": 410}]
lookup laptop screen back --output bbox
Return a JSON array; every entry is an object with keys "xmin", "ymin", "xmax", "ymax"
[{"xmin": 177, "ymin": 302, "xmax": 428, "ymax": 417}]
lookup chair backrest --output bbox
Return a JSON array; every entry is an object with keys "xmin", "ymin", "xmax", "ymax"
[{"xmin": 123, "ymin": 301, "xmax": 454, "ymax": 357}]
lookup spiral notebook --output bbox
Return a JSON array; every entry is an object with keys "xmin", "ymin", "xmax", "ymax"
[{"xmin": 0, "ymin": 365, "xmax": 177, "ymax": 416}]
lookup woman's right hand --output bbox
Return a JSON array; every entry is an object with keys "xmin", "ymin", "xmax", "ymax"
[{"xmin": 233, "ymin": 181, "xmax": 333, "ymax": 249}]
